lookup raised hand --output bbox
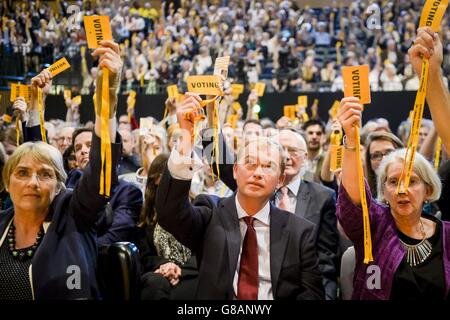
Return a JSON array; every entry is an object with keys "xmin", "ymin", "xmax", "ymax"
[
  {"xmin": 337, "ymin": 97, "xmax": 363, "ymax": 147},
  {"xmin": 408, "ymin": 27, "xmax": 443, "ymax": 76},
  {"xmin": 176, "ymin": 92, "xmax": 202, "ymax": 136},
  {"xmin": 30, "ymin": 69, "xmax": 52, "ymax": 111},
  {"xmin": 31, "ymin": 69, "xmax": 52, "ymax": 95},
  {"xmin": 91, "ymin": 40, "xmax": 123, "ymax": 118},
  {"xmin": 12, "ymin": 97, "xmax": 28, "ymax": 122}
]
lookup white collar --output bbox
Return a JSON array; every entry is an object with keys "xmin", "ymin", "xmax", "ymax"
[
  {"xmin": 135, "ymin": 167, "xmax": 147, "ymax": 184},
  {"xmin": 235, "ymin": 194, "xmax": 270, "ymax": 226},
  {"xmin": 284, "ymin": 175, "xmax": 302, "ymax": 197}
]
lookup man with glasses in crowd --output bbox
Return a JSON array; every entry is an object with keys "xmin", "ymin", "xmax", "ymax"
[
  {"xmin": 156, "ymin": 93, "xmax": 324, "ymax": 299},
  {"xmin": 275, "ymin": 129, "xmax": 339, "ymax": 300}
]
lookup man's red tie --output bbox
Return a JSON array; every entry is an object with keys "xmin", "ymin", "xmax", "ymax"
[{"xmin": 237, "ymin": 216, "xmax": 258, "ymax": 300}]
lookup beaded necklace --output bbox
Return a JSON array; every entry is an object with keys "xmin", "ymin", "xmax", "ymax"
[{"xmin": 6, "ymin": 223, "xmax": 45, "ymax": 261}]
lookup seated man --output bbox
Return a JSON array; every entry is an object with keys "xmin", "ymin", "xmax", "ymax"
[{"xmin": 155, "ymin": 93, "xmax": 324, "ymax": 299}]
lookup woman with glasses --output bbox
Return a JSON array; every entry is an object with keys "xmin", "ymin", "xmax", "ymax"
[
  {"xmin": 0, "ymin": 40, "xmax": 123, "ymax": 299},
  {"xmin": 364, "ymin": 131, "xmax": 404, "ymax": 197},
  {"xmin": 337, "ymin": 97, "xmax": 449, "ymax": 300}
]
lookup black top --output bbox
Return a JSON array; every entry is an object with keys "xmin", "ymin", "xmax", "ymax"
[
  {"xmin": 391, "ymin": 215, "xmax": 447, "ymax": 300},
  {"xmin": 438, "ymin": 160, "xmax": 450, "ymax": 221},
  {"xmin": 0, "ymin": 239, "xmax": 33, "ymax": 300}
]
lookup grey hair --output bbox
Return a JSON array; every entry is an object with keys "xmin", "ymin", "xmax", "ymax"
[
  {"xmin": 376, "ymin": 148, "xmax": 441, "ymax": 203},
  {"xmin": 279, "ymin": 129, "xmax": 307, "ymax": 150},
  {"xmin": 236, "ymin": 136, "xmax": 286, "ymax": 176},
  {"xmin": 3, "ymin": 142, "xmax": 67, "ymax": 192}
]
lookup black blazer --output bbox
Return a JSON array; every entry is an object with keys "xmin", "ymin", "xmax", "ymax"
[
  {"xmin": 155, "ymin": 167, "xmax": 324, "ymax": 300},
  {"xmin": 292, "ymin": 180, "xmax": 338, "ymax": 299},
  {"xmin": 0, "ymin": 133, "xmax": 121, "ymax": 299},
  {"xmin": 202, "ymin": 131, "xmax": 338, "ymax": 299}
]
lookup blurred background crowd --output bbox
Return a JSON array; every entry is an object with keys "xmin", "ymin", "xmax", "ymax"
[{"xmin": 1, "ymin": 0, "xmax": 449, "ymax": 95}]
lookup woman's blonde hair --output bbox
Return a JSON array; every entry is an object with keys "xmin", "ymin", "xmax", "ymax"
[
  {"xmin": 3, "ymin": 142, "xmax": 67, "ymax": 192},
  {"xmin": 377, "ymin": 148, "xmax": 441, "ymax": 203}
]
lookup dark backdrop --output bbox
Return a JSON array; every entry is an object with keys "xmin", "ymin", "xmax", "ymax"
[{"xmin": 43, "ymin": 91, "xmax": 430, "ymax": 133}]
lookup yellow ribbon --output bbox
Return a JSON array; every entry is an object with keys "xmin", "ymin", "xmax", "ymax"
[
  {"xmin": 355, "ymin": 125, "xmax": 373, "ymax": 264},
  {"xmin": 200, "ymin": 96, "xmax": 219, "ymax": 107},
  {"xmin": 434, "ymin": 137, "xmax": 442, "ymax": 170},
  {"xmin": 396, "ymin": 59, "xmax": 429, "ymax": 194},
  {"xmin": 15, "ymin": 117, "xmax": 20, "ymax": 146},
  {"xmin": 37, "ymin": 88, "xmax": 47, "ymax": 143},
  {"xmin": 398, "ymin": 0, "xmax": 449, "ymax": 191},
  {"xmin": 336, "ymin": 41, "xmax": 342, "ymax": 66},
  {"xmin": 213, "ymin": 100, "xmax": 220, "ymax": 182},
  {"xmin": 99, "ymin": 69, "xmax": 112, "ymax": 197},
  {"xmin": 329, "ymin": 130, "xmax": 343, "ymax": 171}
]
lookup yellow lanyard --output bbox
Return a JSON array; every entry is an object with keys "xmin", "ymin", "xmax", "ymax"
[
  {"xmin": 396, "ymin": 59, "xmax": 429, "ymax": 194},
  {"xmin": 355, "ymin": 125, "xmax": 373, "ymax": 263},
  {"xmin": 15, "ymin": 117, "xmax": 20, "ymax": 146},
  {"xmin": 398, "ymin": 0, "xmax": 449, "ymax": 191},
  {"xmin": 329, "ymin": 130, "xmax": 343, "ymax": 172},
  {"xmin": 434, "ymin": 137, "xmax": 442, "ymax": 170},
  {"xmin": 37, "ymin": 88, "xmax": 47, "ymax": 143},
  {"xmin": 99, "ymin": 69, "xmax": 112, "ymax": 197}
]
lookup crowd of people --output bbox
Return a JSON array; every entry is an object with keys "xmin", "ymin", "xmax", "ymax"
[
  {"xmin": 0, "ymin": 0, "xmax": 449, "ymax": 302},
  {"xmin": 1, "ymin": 0, "xmax": 449, "ymax": 94}
]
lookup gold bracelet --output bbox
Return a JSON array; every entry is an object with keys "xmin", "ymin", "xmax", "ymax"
[{"xmin": 343, "ymin": 135, "xmax": 357, "ymax": 151}]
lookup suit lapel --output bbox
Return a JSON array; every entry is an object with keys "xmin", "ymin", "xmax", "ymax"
[
  {"xmin": 269, "ymin": 204, "xmax": 289, "ymax": 298},
  {"xmin": 219, "ymin": 195, "xmax": 242, "ymax": 290},
  {"xmin": 294, "ymin": 180, "xmax": 310, "ymax": 218}
]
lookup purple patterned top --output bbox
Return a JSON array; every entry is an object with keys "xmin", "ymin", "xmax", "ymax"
[{"xmin": 336, "ymin": 182, "xmax": 450, "ymax": 300}]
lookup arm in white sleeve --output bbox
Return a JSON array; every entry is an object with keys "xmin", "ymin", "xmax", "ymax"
[{"xmin": 168, "ymin": 144, "xmax": 203, "ymax": 180}]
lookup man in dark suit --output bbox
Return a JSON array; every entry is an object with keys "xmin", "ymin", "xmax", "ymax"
[
  {"xmin": 276, "ymin": 129, "xmax": 338, "ymax": 299},
  {"xmin": 156, "ymin": 93, "xmax": 324, "ymax": 299},
  {"xmin": 201, "ymin": 126, "xmax": 338, "ymax": 299}
]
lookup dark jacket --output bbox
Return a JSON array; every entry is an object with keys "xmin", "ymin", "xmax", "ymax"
[
  {"xmin": 202, "ymin": 130, "xmax": 338, "ymax": 298},
  {"xmin": 155, "ymin": 167, "xmax": 324, "ymax": 300},
  {"xmin": 118, "ymin": 154, "xmax": 141, "ymax": 175},
  {"xmin": 24, "ymin": 124, "xmax": 142, "ymax": 246},
  {"xmin": 96, "ymin": 181, "xmax": 142, "ymax": 245},
  {"xmin": 0, "ymin": 133, "xmax": 121, "ymax": 299},
  {"xmin": 290, "ymin": 180, "xmax": 338, "ymax": 299}
]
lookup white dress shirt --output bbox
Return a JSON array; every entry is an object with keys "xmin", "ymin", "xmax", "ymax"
[
  {"xmin": 232, "ymin": 196, "xmax": 273, "ymax": 300},
  {"xmin": 167, "ymin": 145, "xmax": 203, "ymax": 180},
  {"xmin": 275, "ymin": 175, "xmax": 301, "ymax": 213},
  {"xmin": 168, "ymin": 146, "xmax": 273, "ymax": 299}
]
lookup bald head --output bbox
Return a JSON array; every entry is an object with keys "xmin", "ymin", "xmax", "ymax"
[
  {"xmin": 278, "ymin": 129, "xmax": 308, "ymax": 182},
  {"xmin": 279, "ymin": 129, "xmax": 307, "ymax": 150}
]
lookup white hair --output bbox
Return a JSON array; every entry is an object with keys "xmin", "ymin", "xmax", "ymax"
[{"xmin": 377, "ymin": 149, "xmax": 442, "ymax": 203}]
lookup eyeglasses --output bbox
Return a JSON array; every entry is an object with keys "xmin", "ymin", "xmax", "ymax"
[
  {"xmin": 283, "ymin": 147, "xmax": 306, "ymax": 157},
  {"xmin": 243, "ymin": 161, "xmax": 279, "ymax": 174},
  {"xmin": 58, "ymin": 137, "xmax": 72, "ymax": 143},
  {"xmin": 384, "ymin": 177, "xmax": 423, "ymax": 190},
  {"xmin": 369, "ymin": 149, "xmax": 395, "ymax": 161},
  {"xmin": 13, "ymin": 168, "xmax": 56, "ymax": 183}
]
